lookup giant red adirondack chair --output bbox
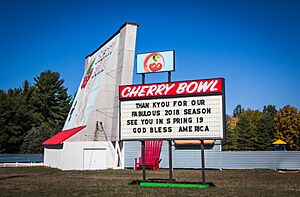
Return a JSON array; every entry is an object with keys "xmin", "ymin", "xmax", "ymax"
[{"xmin": 134, "ymin": 140, "xmax": 163, "ymax": 170}]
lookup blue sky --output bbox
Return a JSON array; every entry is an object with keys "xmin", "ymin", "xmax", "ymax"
[{"xmin": 0, "ymin": 0, "xmax": 299, "ymax": 114}]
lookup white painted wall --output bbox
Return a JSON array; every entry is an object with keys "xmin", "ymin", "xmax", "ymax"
[
  {"xmin": 84, "ymin": 149, "xmax": 106, "ymax": 170},
  {"xmin": 44, "ymin": 141, "xmax": 117, "ymax": 170},
  {"xmin": 43, "ymin": 23, "xmax": 137, "ymax": 170}
]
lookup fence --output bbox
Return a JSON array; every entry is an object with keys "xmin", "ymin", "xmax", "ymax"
[
  {"xmin": 125, "ymin": 141, "xmax": 300, "ymax": 169},
  {"xmin": 0, "ymin": 154, "xmax": 43, "ymax": 163}
]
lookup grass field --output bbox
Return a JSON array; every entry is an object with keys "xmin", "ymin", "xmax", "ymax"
[{"xmin": 0, "ymin": 167, "xmax": 299, "ymax": 196}]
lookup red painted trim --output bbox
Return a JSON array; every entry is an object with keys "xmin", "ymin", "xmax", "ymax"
[{"xmin": 42, "ymin": 125, "xmax": 86, "ymax": 145}]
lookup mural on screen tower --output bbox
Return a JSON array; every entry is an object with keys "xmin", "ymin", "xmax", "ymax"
[{"xmin": 63, "ymin": 24, "xmax": 137, "ymax": 142}]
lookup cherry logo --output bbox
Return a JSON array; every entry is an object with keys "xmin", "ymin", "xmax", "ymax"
[
  {"xmin": 81, "ymin": 59, "xmax": 95, "ymax": 89},
  {"xmin": 81, "ymin": 68, "xmax": 93, "ymax": 89},
  {"xmin": 149, "ymin": 63, "xmax": 162, "ymax": 71},
  {"xmin": 144, "ymin": 53, "xmax": 165, "ymax": 72}
]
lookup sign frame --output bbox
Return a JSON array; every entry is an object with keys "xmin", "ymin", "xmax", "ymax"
[
  {"xmin": 119, "ymin": 77, "xmax": 226, "ymax": 141},
  {"xmin": 136, "ymin": 50, "xmax": 175, "ymax": 74}
]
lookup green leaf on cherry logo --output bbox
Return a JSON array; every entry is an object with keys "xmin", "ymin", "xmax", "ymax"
[
  {"xmin": 85, "ymin": 59, "xmax": 95, "ymax": 76},
  {"xmin": 152, "ymin": 53, "xmax": 160, "ymax": 62}
]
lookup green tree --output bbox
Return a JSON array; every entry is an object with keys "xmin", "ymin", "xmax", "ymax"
[
  {"xmin": 233, "ymin": 104, "xmax": 244, "ymax": 117},
  {"xmin": 236, "ymin": 109, "xmax": 262, "ymax": 151},
  {"xmin": 274, "ymin": 105, "xmax": 300, "ymax": 150},
  {"xmin": 21, "ymin": 122, "xmax": 59, "ymax": 153},
  {"xmin": 222, "ymin": 115, "xmax": 238, "ymax": 151},
  {"xmin": 0, "ymin": 71, "xmax": 71, "ymax": 153},
  {"xmin": 262, "ymin": 105, "xmax": 277, "ymax": 117},
  {"xmin": 0, "ymin": 90, "xmax": 10, "ymax": 153},
  {"xmin": 0, "ymin": 81, "xmax": 34, "ymax": 153},
  {"xmin": 21, "ymin": 70, "xmax": 71, "ymax": 153},
  {"xmin": 30, "ymin": 70, "xmax": 71, "ymax": 129},
  {"xmin": 257, "ymin": 105, "xmax": 277, "ymax": 150}
]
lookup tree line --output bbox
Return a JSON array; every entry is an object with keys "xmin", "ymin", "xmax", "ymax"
[
  {"xmin": 0, "ymin": 70, "xmax": 71, "ymax": 153},
  {"xmin": 0, "ymin": 70, "xmax": 299, "ymax": 153},
  {"xmin": 223, "ymin": 104, "xmax": 300, "ymax": 151}
]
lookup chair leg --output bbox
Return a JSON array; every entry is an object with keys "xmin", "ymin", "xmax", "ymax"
[{"xmin": 134, "ymin": 158, "xmax": 137, "ymax": 171}]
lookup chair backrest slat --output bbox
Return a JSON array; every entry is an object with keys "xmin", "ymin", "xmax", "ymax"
[{"xmin": 140, "ymin": 140, "xmax": 163, "ymax": 162}]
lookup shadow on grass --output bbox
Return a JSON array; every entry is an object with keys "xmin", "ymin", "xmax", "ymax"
[{"xmin": 0, "ymin": 171, "xmax": 57, "ymax": 181}]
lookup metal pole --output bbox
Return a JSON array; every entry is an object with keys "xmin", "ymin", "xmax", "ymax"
[
  {"xmin": 141, "ymin": 141, "xmax": 146, "ymax": 181},
  {"xmin": 200, "ymin": 139, "xmax": 205, "ymax": 184},
  {"xmin": 168, "ymin": 71, "xmax": 171, "ymax": 82},
  {"xmin": 167, "ymin": 71, "xmax": 173, "ymax": 182},
  {"xmin": 142, "ymin": 73, "xmax": 145, "ymax": 84},
  {"xmin": 168, "ymin": 140, "xmax": 173, "ymax": 182},
  {"xmin": 141, "ymin": 74, "xmax": 146, "ymax": 181}
]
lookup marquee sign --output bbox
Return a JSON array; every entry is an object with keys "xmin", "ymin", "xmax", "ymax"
[
  {"xmin": 119, "ymin": 78, "xmax": 225, "ymax": 140},
  {"xmin": 136, "ymin": 50, "xmax": 174, "ymax": 74}
]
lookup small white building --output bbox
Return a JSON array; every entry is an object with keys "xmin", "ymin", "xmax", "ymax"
[{"xmin": 43, "ymin": 23, "xmax": 138, "ymax": 170}]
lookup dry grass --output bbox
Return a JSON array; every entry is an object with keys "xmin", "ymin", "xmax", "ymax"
[{"xmin": 0, "ymin": 167, "xmax": 299, "ymax": 196}]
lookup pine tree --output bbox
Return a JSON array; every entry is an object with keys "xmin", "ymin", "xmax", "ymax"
[
  {"xmin": 222, "ymin": 115, "xmax": 238, "ymax": 151},
  {"xmin": 21, "ymin": 122, "xmax": 59, "ymax": 153},
  {"xmin": 0, "ymin": 81, "xmax": 34, "ymax": 153},
  {"xmin": 0, "ymin": 90, "xmax": 10, "ymax": 153},
  {"xmin": 257, "ymin": 105, "xmax": 277, "ymax": 150},
  {"xmin": 0, "ymin": 71, "xmax": 71, "ymax": 153},
  {"xmin": 21, "ymin": 70, "xmax": 71, "ymax": 153},
  {"xmin": 236, "ymin": 110, "xmax": 262, "ymax": 151},
  {"xmin": 233, "ymin": 104, "xmax": 244, "ymax": 117},
  {"xmin": 30, "ymin": 70, "xmax": 71, "ymax": 129}
]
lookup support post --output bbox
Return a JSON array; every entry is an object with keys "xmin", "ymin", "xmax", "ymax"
[
  {"xmin": 142, "ymin": 73, "xmax": 145, "ymax": 84},
  {"xmin": 168, "ymin": 71, "xmax": 171, "ymax": 82},
  {"xmin": 200, "ymin": 140, "xmax": 205, "ymax": 184},
  {"xmin": 168, "ymin": 140, "xmax": 173, "ymax": 182},
  {"xmin": 167, "ymin": 71, "xmax": 173, "ymax": 182},
  {"xmin": 141, "ymin": 141, "xmax": 146, "ymax": 181},
  {"xmin": 141, "ymin": 74, "xmax": 146, "ymax": 181}
]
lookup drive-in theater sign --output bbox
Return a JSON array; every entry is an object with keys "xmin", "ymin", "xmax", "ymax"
[{"xmin": 119, "ymin": 78, "xmax": 225, "ymax": 140}]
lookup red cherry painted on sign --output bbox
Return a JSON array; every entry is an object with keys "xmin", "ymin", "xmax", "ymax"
[
  {"xmin": 149, "ymin": 63, "xmax": 157, "ymax": 71},
  {"xmin": 149, "ymin": 63, "xmax": 163, "ymax": 71},
  {"xmin": 156, "ymin": 63, "xmax": 162, "ymax": 71}
]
